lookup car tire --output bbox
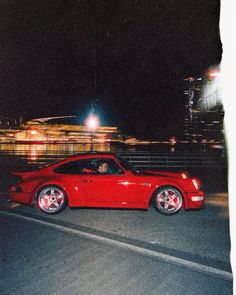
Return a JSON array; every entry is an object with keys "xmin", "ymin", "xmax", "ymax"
[
  {"xmin": 36, "ymin": 185, "xmax": 68, "ymax": 214},
  {"xmin": 153, "ymin": 186, "xmax": 183, "ymax": 215}
]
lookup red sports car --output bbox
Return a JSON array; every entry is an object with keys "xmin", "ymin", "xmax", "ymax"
[{"xmin": 9, "ymin": 153, "xmax": 205, "ymax": 215}]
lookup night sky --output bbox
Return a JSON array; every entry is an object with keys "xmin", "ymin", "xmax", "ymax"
[{"xmin": 0, "ymin": 0, "xmax": 222, "ymax": 140}]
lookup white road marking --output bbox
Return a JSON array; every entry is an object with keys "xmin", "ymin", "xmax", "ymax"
[{"xmin": 0, "ymin": 210, "xmax": 233, "ymax": 281}]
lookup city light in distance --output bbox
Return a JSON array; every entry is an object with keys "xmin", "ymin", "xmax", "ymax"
[
  {"xmin": 86, "ymin": 114, "xmax": 100, "ymax": 131},
  {"xmin": 208, "ymin": 69, "xmax": 220, "ymax": 79}
]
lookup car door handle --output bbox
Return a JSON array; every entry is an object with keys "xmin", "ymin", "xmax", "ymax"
[{"xmin": 82, "ymin": 179, "xmax": 93, "ymax": 183}]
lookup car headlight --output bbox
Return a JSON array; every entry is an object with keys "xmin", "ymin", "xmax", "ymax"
[{"xmin": 192, "ymin": 179, "xmax": 200, "ymax": 190}]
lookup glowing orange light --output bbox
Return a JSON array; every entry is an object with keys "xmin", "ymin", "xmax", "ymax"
[
  {"xmin": 208, "ymin": 69, "xmax": 220, "ymax": 79},
  {"xmin": 28, "ymin": 150, "xmax": 38, "ymax": 161},
  {"xmin": 31, "ymin": 130, "xmax": 37, "ymax": 135}
]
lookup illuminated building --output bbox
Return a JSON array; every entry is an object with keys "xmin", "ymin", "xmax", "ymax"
[
  {"xmin": 183, "ymin": 65, "xmax": 224, "ymax": 143},
  {"xmin": 13, "ymin": 116, "xmax": 122, "ymax": 144}
]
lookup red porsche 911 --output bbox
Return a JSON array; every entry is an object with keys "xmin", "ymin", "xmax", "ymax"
[{"xmin": 9, "ymin": 153, "xmax": 205, "ymax": 215}]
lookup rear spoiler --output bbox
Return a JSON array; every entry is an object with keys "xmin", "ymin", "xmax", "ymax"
[{"xmin": 10, "ymin": 170, "xmax": 38, "ymax": 180}]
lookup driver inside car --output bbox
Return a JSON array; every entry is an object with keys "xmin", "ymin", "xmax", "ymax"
[{"xmin": 97, "ymin": 160, "xmax": 110, "ymax": 174}]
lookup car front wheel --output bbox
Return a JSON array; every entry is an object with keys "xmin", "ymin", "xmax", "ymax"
[
  {"xmin": 153, "ymin": 186, "xmax": 183, "ymax": 215},
  {"xmin": 36, "ymin": 185, "xmax": 68, "ymax": 214}
]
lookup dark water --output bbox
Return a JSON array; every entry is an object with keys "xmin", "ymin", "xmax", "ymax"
[{"xmin": 0, "ymin": 141, "xmax": 226, "ymax": 156}]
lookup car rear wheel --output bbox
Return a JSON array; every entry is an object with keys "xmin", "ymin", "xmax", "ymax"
[
  {"xmin": 36, "ymin": 185, "xmax": 68, "ymax": 214},
  {"xmin": 153, "ymin": 186, "xmax": 183, "ymax": 215}
]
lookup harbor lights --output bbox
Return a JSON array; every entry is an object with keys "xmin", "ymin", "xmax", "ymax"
[{"xmin": 86, "ymin": 114, "xmax": 99, "ymax": 151}]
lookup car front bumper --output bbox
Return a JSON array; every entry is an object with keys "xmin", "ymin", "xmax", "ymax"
[{"xmin": 184, "ymin": 191, "xmax": 205, "ymax": 209}]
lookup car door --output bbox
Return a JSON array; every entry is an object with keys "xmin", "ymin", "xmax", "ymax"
[
  {"xmin": 54, "ymin": 157, "xmax": 127, "ymax": 205},
  {"xmin": 78, "ymin": 174, "xmax": 128, "ymax": 205},
  {"xmin": 79, "ymin": 158, "xmax": 150, "ymax": 207}
]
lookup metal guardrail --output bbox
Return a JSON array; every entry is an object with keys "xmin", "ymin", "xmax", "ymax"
[
  {"xmin": 0, "ymin": 150, "xmax": 227, "ymax": 169},
  {"xmin": 117, "ymin": 151, "xmax": 227, "ymax": 169}
]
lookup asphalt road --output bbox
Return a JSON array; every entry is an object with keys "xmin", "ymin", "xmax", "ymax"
[{"xmin": 0, "ymin": 191, "xmax": 233, "ymax": 295}]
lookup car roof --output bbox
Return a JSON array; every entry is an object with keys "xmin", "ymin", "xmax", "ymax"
[
  {"xmin": 65, "ymin": 152, "xmax": 117, "ymax": 161},
  {"xmin": 42, "ymin": 152, "xmax": 119, "ymax": 170}
]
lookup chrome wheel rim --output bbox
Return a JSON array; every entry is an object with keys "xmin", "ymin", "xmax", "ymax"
[
  {"xmin": 38, "ymin": 186, "xmax": 65, "ymax": 213},
  {"xmin": 156, "ymin": 188, "xmax": 182, "ymax": 214}
]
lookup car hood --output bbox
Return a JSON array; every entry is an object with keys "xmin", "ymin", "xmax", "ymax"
[{"xmin": 142, "ymin": 170, "xmax": 188, "ymax": 178}]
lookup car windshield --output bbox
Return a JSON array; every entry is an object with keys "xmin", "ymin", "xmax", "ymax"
[{"xmin": 116, "ymin": 156, "xmax": 140, "ymax": 174}]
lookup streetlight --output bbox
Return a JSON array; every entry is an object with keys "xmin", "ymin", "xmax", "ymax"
[{"xmin": 86, "ymin": 114, "xmax": 99, "ymax": 151}]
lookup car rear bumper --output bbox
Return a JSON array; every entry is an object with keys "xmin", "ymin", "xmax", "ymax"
[{"xmin": 9, "ymin": 185, "xmax": 32, "ymax": 205}]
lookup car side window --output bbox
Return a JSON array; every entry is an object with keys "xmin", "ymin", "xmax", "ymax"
[
  {"xmin": 53, "ymin": 159, "xmax": 96, "ymax": 175},
  {"xmin": 53, "ymin": 158, "xmax": 125, "ymax": 175}
]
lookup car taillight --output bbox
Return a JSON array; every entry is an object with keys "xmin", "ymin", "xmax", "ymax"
[{"xmin": 10, "ymin": 185, "xmax": 22, "ymax": 193}]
